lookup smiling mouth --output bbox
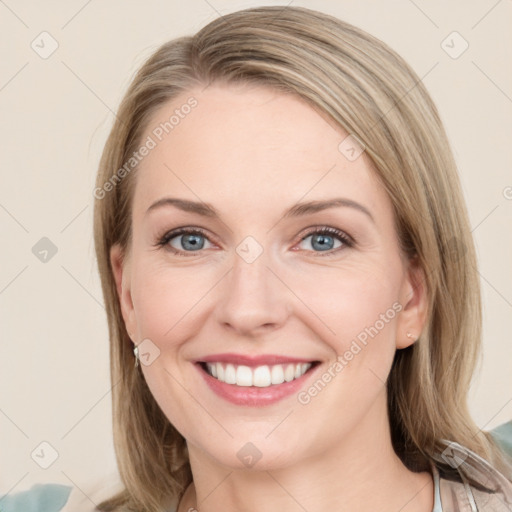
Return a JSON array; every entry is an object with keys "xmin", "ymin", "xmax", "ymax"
[{"xmin": 198, "ymin": 361, "xmax": 321, "ymax": 388}]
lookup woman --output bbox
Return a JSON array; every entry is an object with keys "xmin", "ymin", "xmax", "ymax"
[{"xmin": 87, "ymin": 5, "xmax": 512, "ymax": 512}]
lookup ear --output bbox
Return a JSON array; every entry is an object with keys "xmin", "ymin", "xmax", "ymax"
[
  {"xmin": 110, "ymin": 243, "xmax": 137, "ymax": 340},
  {"xmin": 395, "ymin": 255, "xmax": 428, "ymax": 349}
]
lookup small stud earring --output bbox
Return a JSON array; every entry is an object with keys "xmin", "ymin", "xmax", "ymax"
[
  {"xmin": 133, "ymin": 345, "xmax": 140, "ymax": 368},
  {"xmin": 406, "ymin": 331, "xmax": 416, "ymax": 341}
]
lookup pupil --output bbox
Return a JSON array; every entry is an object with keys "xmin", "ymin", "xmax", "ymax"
[
  {"xmin": 313, "ymin": 234, "xmax": 333, "ymax": 251},
  {"xmin": 183, "ymin": 234, "xmax": 204, "ymax": 250}
]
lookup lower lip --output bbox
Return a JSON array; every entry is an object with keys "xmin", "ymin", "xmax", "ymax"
[{"xmin": 195, "ymin": 362, "xmax": 320, "ymax": 407}]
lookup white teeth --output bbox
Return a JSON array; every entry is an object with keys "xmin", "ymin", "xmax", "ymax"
[
  {"xmin": 216, "ymin": 363, "xmax": 224, "ymax": 381},
  {"xmin": 284, "ymin": 364, "xmax": 295, "ymax": 382},
  {"xmin": 254, "ymin": 365, "xmax": 271, "ymax": 387},
  {"xmin": 204, "ymin": 362, "xmax": 313, "ymax": 388},
  {"xmin": 236, "ymin": 365, "xmax": 253, "ymax": 387},
  {"xmin": 270, "ymin": 364, "xmax": 284, "ymax": 385},
  {"xmin": 225, "ymin": 363, "xmax": 236, "ymax": 384}
]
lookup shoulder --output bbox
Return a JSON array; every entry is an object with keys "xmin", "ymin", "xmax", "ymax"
[
  {"xmin": 0, "ymin": 475, "xmax": 124, "ymax": 512},
  {"xmin": 490, "ymin": 420, "xmax": 512, "ymax": 458},
  {"xmin": 60, "ymin": 476, "xmax": 124, "ymax": 512},
  {"xmin": 0, "ymin": 484, "xmax": 72, "ymax": 512},
  {"xmin": 434, "ymin": 424, "xmax": 512, "ymax": 511}
]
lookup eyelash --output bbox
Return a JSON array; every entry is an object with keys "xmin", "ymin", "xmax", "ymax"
[{"xmin": 154, "ymin": 226, "xmax": 354, "ymax": 257}]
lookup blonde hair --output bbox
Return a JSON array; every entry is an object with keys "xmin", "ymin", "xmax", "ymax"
[{"xmin": 93, "ymin": 6, "xmax": 512, "ymax": 511}]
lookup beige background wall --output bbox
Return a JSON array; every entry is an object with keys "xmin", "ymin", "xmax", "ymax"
[{"xmin": 1, "ymin": 0, "xmax": 511, "ymax": 500}]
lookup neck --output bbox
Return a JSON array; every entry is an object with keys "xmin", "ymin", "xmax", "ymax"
[{"xmin": 177, "ymin": 393, "xmax": 433, "ymax": 512}]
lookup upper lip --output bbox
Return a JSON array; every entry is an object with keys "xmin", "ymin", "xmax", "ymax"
[{"xmin": 196, "ymin": 353, "xmax": 319, "ymax": 367}]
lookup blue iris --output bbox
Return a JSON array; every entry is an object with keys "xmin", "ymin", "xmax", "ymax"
[
  {"xmin": 180, "ymin": 233, "xmax": 205, "ymax": 251},
  {"xmin": 310, "ymin": 234, "xmax": 334, "ymax": 251}
]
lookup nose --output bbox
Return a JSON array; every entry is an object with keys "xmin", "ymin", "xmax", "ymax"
[{"xmin": 214, "ymin": 249, "xmax": 291, "ymax": 336}]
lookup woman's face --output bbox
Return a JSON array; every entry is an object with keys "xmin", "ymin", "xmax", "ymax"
[{"xmin": 111, "ymin": 83, "xmax": 426, "ymax": 470}]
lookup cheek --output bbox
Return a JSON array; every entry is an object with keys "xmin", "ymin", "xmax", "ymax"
[
  {"xmin": 130, "ymin": 262, "xmax": 214, "ymax": 341},
  {"xmin": 288, "ymin": 267, "xmax": 401, "ymax": 435},
  {"xmin": 289, "ymin": 261, "xmax": 402, "ymax": 346},
  {"xmin": 131, "ymin": 255, "xmax": 403, "ymax": 361},
  {"xmin": 130, "ymin": 265, "xmax": 213, "ymax": 437},
  {"xmin": 287, "ymin": 262, "xmax": 402, "ymax": 411}
]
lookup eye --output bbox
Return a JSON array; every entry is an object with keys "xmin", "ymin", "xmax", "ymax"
[
  {"xmin": 155, "ymin": 225, "xmax": 354, "ymax": 257},
  {"xmin": 156, "ymin": 228, "xmax": 214, "ymax": 256},
  {"xmin": 296, "ymin": 227, "xmax": 353, "ymax": 255}
]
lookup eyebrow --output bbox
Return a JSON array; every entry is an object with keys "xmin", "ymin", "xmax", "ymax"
[{"xmin": 145, "ymin": 197, "xmax": 375, "ymax": 223}]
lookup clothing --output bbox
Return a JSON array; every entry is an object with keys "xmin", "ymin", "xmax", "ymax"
[
  {"xmin": 0, "ymin": 484, "xmax": 72, "ymax": 512},
  {"xmin": 430, "ymin": 435, "xmax": 512, "ymax": 511},
  {"xmin": 492, "ymin": 421, "xmax": 512, "ymax": 457},
  {"xmin": 3, "ymin": 422, "xmax": 512, "ymax": 512}
]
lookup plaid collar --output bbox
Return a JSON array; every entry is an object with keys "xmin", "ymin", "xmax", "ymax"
[{"xmin": 430, "ymin": 439, "xmax": 512, "ymax": 511}]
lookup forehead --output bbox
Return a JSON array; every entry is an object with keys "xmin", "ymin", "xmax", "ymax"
[{"xmin": 132, "ymin": 83, "xmax": 387, "ymax": 221}]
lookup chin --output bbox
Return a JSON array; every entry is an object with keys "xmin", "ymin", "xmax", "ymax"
[{"xmin": 196, "ymin": 436, "xmax": 307, "ymax": 472}]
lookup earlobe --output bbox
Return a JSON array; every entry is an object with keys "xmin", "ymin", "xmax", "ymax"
[
  {"xmin": 396, "ymin": 257, "xmax": 428, "ymax": 350},
  {"xmin": 110, "ymin": 244, "xmax": 137, "ymax": 339}
]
